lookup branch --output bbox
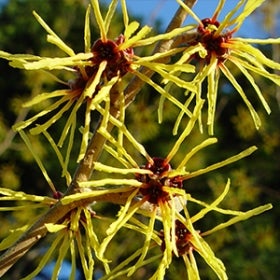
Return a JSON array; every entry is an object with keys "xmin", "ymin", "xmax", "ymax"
[{"xmin": 0, "ymin": 0, "xmax": 197, "ymax": 275}]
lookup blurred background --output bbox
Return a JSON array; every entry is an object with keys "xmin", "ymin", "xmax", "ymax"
[{"xmin": 0, "ymin": 0, "xmax": 279, "ymax": 279}]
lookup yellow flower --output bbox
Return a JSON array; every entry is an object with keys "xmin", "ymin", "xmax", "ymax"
[
  {"xmin": 60, "ymin": 100, "xmax": 268, "ymax": 278},
  {"xmin": 175, "ymin": 0, "xmax": 280, "ymax": 134},
  {"xmin": 0, "ymin": 187, "xmax": 108, "ymax": 279},
  {"xmin": 155, "ymin": 180, "xmax": 272, "ymax": 280}
]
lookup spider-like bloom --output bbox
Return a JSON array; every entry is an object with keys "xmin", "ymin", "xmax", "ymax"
[
  {"xmin": 60, "ymin": 102, "xmax": 270, "ymax": 279},
  {"xmin": 0, "ymin": 0, "xmax": 196, "ymax": 174},
  {"xmin": 175, "ymin": 0, "xmax": 280, "ymax": 134},
  {"xmin": 0, "ymin": 186, "xmax": 108, "ymax": 279},
  {"xmin": 156, "ymin": 180, "xmax": 271, "ymax": 280}
]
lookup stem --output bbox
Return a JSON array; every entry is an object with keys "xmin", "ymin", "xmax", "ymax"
[{"xmin": 0, "ymin": 0, "xmax": 198, "ymax": 275}]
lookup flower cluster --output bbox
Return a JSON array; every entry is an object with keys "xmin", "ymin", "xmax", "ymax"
[{"xmin": 0, "ymin": 0, "xmax": 277, "ymax": 279}]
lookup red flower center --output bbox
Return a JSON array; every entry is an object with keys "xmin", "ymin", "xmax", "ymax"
[
  {"xmin": 91, "ymin": 35, "xmax": 134, "ymax": 79},
  {"xmin": 195, "ymin": 17, "xmax": 232, "ymax": 64},
  {"xmin": 136, "ymin": 157, "xmax": 183, "ymax": 205},
  {"xmin": 69, "ymin": 35, "xmax": 134, "ymax": 92},
  {"xmin": 174, "ymin": 220, "xmax": 193, "ymax": 255}
]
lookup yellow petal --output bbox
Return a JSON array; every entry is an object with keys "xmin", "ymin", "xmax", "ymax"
[
  {"xmin": 45, "ymin": 223, "xmax": 67, "ymax": 233},
  {"xmin": 91, "ymin": 0, "xmax": 106, "ymax": 41},
  {"xmin": 203, "ymin": 203, "xmax": 272, "ymax": 236},
  {"xmin": 220, "ymin": 64, "xmax": 262, "ymax": 129},
  {"xmin": 20, "ymin": 53, "xmax": 92, "ymax": 70},
  {"xmin": 104, "ymin": 0, "xmax": 118, "ymax": 34},
  {"xmin": 79, "ymin": 178, "xmax": 142, "ymax": 188},
  {"xmin": 84, "ymin": 5, "xmax": 92, "ymax": 53},
  {"xmin": 186, "ymin": 146, "xmax": 257, "ymax": 179},
  {"xmin": 120, "ymin": 25, "xmax": 152, "ymax": 50},
  {"xmin": 124, "ymin": 21, "xmax": 140, "ymax": 40},
  {"xmin": 33, "ymin": 11, "xmax": 75, "ymax": 56}
]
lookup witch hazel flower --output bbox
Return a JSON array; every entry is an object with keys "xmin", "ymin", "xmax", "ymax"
[
  {"xmin": 0, "ymin": 185, "xmax": 107, "ymax": 279},
  {"xmin": 174, "ymin": 0, "xmax": 280, "ymax": 134},
  {"xmin": 29, "ymin": 206, "xmax": 104, "ymax": 280},
  {"xmin": 59, "ymin": 100, "xmax": 268, "ymax": 279},
  {"xmin": 155, "ymin": 180, "xmax": 272, "ymax": 280}
]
